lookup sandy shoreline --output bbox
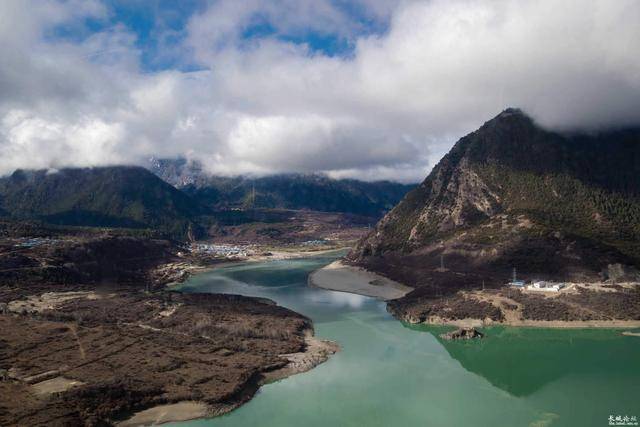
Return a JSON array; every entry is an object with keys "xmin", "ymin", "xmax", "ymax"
[
  {"xmin": 308, "ymin": 260, "xmax": 413, "ymax": 301},
  {"xmin": 118, "ymin": 402, "xmax": 210, "ymax": 426}
]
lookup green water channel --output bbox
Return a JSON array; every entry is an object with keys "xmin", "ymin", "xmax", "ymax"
[{"xmin": 171, "ymin": 252, "xmax": 640, "ymax": 427}]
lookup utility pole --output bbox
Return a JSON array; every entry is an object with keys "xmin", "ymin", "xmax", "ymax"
[
  {"xmin": 512, "ymin": 267, "xmax": 517, "ymax": 283},
  {"xmin": 251, "ymin": 184, "xmax": 256, "ymax": 209},
  {"xmin": 440, "ymin": 254, "xmax": 445, "ymax": 270}
]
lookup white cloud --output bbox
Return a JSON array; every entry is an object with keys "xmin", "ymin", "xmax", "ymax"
[
  {"xmin": 0, "ymin": 110, "xmax": 125, "ymax": 171},
  {"xmin": 0, "ymin": 0, "xmax": 639, "ymax": 182}
]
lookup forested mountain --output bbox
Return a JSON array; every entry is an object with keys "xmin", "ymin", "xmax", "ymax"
[
  {"xmin": 352, "ymin": 108, "xmax": 640, "ymax": 290},
  {"xmin": 0, "ymin": 166, "xmax": 206, "ymax": 239}
]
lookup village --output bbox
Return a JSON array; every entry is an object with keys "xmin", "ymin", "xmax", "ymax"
[
  {"xmin": 188, "ymin": 242, "xmax": 256, "ymax": 259},
  {"xmin": 181, "ymin": 239, "xmax": 340, "ymax": 269}
]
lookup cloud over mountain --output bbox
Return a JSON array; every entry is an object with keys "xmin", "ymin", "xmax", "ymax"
[{"xmin": 1, "ymin": 0, "xmax": 639, "ymax": 182}]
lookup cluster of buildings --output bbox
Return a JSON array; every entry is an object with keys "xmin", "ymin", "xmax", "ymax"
[
  {"xmin": 13, "ymin": 237, "xmax": 60, "ymax": 248},
  {"xmin": 189, "ymin": 243, "xmax": 254, "ymax": 258},
  {"xmin": 509, "ymin": 280, "xmax": 566, "ymax": 292},
  {"xmin": 527, "ymin": 281, "xmax": 566, "ymax": 292},
  {"xmin": 507, "ymin": 268, "xmax": 566, "ymax": 292},
  {"xmin": 301, "ymin": 239, "xmax": 329, "ymax": 246}
]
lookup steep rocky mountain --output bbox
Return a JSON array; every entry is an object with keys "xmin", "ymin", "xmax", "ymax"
[
  {"xmin": 0, "ymin": 166, "xmax": 208, "ymax": 240},
  {"xmin": 148, "ymin": 158, "xmax": 415, "ymax": 218},
  {"xmin": 352, "ymin": 109, "xmax": 640, "ymax": 295}
]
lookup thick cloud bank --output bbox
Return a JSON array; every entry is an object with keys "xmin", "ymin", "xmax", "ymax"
[{"xmin": 1, "ymin": 0, "xmax": 639, "ymax": 182}]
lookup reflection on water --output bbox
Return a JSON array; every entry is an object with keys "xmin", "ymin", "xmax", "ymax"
[
  {"xmin": 408, "ymin": 324, "xmax": 640, "ymax": 398},
  {"xmin": 177, "ymin": 252, "xmax": 377, "ymax": 323},
  {"xmin": 306, "ymin": 288, "xmax": 370, "ymax": 309},
  {"xmin": 172, "ymin": 255, "xmax": 640, "ymax": 427}
]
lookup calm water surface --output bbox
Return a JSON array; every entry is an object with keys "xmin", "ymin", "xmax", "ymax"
[{"xmin": 171, "ymin": 253, "xmax": 640, "ymax": 427}]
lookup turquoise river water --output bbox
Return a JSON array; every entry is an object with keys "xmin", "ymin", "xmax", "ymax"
[{"xmin": 171, "ymin": 252, "xmax": 640, "ymax": 427}]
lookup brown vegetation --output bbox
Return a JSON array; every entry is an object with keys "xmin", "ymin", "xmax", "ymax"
[
  {"xmin": 0, "ymin": 233, "xmax": 330, "ymax": 426},
  {"xmin": 0, "ymin": 291, "xmax": 313, "ymax": 426}
]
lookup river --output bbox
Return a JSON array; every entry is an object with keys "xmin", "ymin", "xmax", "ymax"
[{"xmin": 171, "ymin": 252, "xmax": 640, "ymax": 427}]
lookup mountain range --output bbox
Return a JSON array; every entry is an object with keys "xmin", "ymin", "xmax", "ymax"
[
  {"xmin": 0, "ymin": 163, "xmax": 414, "ymax": 241},
  {"xmin": 148, "ymin": 158, "xmax": 415, "ymax": 218}
]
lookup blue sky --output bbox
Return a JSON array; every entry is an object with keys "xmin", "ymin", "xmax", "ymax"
[
  {"xmin": 99, "ymin": 0, "xmax": 205, "ymax": 71},
  {"xmin": 46, "ymin": 0, "xmax": 390, "ymax": 72}
]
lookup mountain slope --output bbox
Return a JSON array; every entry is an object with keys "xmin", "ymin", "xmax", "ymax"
[
  {"xmin": 148, "ymin": 159, "xmax": 415, "ymax": 218},
  {"xmin": 352, "ymin": 109, "xmax": 640, "ymax": 292},
  {"xmin": 0, "ymin": 166, "xmax": 206, "ymax": 239}
]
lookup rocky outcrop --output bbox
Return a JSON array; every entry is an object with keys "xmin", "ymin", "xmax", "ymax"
[
  {"xmin": 408, "ymin": 157, "xmax": 501, "ymax": 244},
  {"xmin": 440, "ymin": 327, "xmax": 484, "ymax": 340}
]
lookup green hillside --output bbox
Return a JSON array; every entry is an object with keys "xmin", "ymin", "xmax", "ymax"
[{"xmin": 354, "ymin": 108, "xmax": 640, "ymax": 285}]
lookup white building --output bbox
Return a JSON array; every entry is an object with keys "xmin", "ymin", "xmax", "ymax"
[
  {"xmin": 532, "ymin": 281, "xmax": 547, "ymax": 289},
  {"xmin": 527, "ymin": 282, "xmax": 565, "ymax": 292}
]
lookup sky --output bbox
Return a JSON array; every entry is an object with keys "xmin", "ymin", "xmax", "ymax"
[{"xmin": 0, "ymin": 0, "xmax": 639, "ymax": 183}]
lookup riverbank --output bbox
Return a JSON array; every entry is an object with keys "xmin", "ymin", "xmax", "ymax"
[
  {"xmin": 119, "ymin": 330, "xmax": 339, "ymax": 427},
  {"xmin": 388, "ymin": 286, "xmax": 640, "ymax": 329},
  {"xmin": 262, "ymin": 331, "xmax": 340, "ymax": 383},
  {"xmin": 119, "ymin": 402, "xmax": 210, "ymax": 426},
  {"xmin": 307, "ymin": 261, "xmax": 640, "ymax": 329},
  {"xmin": 308, "ymin": 260, "xmax": 413, "ymax": 300},
  {"xmin": 414, "ymin": 315, "xmax": 640, "ymax": 329}
]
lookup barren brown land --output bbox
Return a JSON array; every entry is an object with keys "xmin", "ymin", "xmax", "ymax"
[{"xmin": 0, "ymin": 227, "xmax": 339, "ymax": 426}]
